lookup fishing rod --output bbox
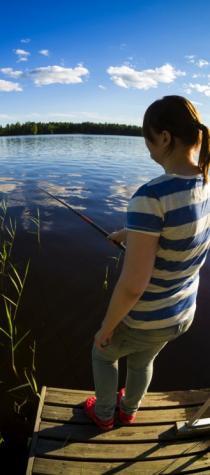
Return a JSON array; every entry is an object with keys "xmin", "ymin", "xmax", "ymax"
[{"xmin": 38, "ymin": 187, "xmax": 126, "ymax": 252}]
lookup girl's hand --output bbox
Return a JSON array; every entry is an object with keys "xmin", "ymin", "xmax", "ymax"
[
  {"xmin": 94, "ymin": 328, "xmax": 113, "ymax": 351},
  {"xmin": 107, "ymin": 228, "xmax": 126, "ymax": 244}
]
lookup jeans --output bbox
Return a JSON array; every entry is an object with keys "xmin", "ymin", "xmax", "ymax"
[{"xmin": 92, "ymin": 318, "xmax": 193, "ymax": 420}]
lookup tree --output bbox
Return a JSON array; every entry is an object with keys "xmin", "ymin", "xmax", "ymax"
[
  {"xmin": 31, "ymin": 123, "xmax": 38, "ymax": 135},
  {"xmin": 0, "ymin": 121, "xmax": 142, "ymax": 137}
]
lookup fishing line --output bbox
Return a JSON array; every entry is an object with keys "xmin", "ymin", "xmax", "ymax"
[{"xmin": 38, "ymin": 186, "xmax": 126, "ymax": 252}]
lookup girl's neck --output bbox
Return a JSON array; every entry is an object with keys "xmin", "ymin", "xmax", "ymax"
[
  {"xmin": 164, "ymin": 163, "xmax": 201, "ymax": 176},
  {"xmin": 162, "ymin": 149, "xmax": 201, "ymax": 176}
]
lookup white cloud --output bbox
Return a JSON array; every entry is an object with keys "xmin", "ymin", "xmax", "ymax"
[
  {"xmin": 98, "ymin": 85, "xmax": 107, "ymax": 90},
  {"xmin": 21, "ymin": 38, "xmax": 31, "ymax": 44},
  {"xmin": 0, "ymin": 79, "xmax": 22, "ymax": 92},
  {"xmin": 185, "ymin": 55, "xmax": 195, "ymax": 59},
  {"xmin": 47, "ymin": 112, "xmax": 79, "ymax": 118},
  {"xmin": 185, "ymin": 55, "xmax": 196, "ymax": 64},
  {"xmin": 0, "ymin": 114, "xmax": 14, "ymax": 119},
  {"xmin": 14, "ymin": 48, "xmax": 30, "ymax": 62},
  {"xmin": 0, "ymin": 68, "xmax": 23, "ymax": 78},
  {"xmin": 18, "ymin": 57, "xmax": 29, "ymax": 62},
  {"xmin": 28, "ymin": 65, "xmax": 89, "ymax": 86},
  {"xmin": 0, "ymin": 112, "xmax": 41, "ymax": 123},
  {"xmin": 185, "ymin": 55, "xmax": 210, "ymax": 68},
  {"xmin": 187, "ymin": 82, "xmax": 210, "ymax": 96},
  {"xmin": 196, "ymin": 59, "xmax": 209, "ymax": 68},
  {"xmin": 192, "ymin": 73, "xmax": 207, "ymax": 80},
  {"xmin": 107, "ymin": 63, "xmax": 185, "ymax": 90},
  {"xmin": 14, "ymin": 49, "xmax": 30, "ymax": 56},
  {"xmin": 39, "ymin": 49, "xmax": 50, "ymax": 57}
]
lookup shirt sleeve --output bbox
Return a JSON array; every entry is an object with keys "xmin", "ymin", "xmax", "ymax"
[{"xmin": 126, "ymin": 184, "xmax": 164, "ymax": 236}]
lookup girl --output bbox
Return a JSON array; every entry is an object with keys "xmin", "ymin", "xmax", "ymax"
[{"xmin": 84, "ymin": 95, "xmax": 210, "ymax": 430}]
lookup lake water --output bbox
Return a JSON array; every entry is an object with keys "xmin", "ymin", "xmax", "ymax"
[
  {"xmin": 0, "ymin": 134, "xmax": 210, "ymax": 400},
  {"xmin": 0, "ymin": 134, "xmax": 161, "ymax": 225}
]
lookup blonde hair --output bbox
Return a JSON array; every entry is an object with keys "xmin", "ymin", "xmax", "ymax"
[{"xmin": 143, "ymin": 95, "xmax": 210, "ymax": 184}]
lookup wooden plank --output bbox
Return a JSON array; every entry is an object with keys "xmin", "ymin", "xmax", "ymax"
[
  {"xmin": 26, "ymin": 386, "xmax": 47, "ymax": 475},
  {"xmin": 45, "ymin": 387, "xmax": 210, "ymax": 408},
  {"xmin": 38, "ymin": 420, "xmax": 209, "ymax": 442},
  {"xmin": 27, "ymin": 386, "xmax": 210, "ymax": 474},
  {"xmin": 32, "ymin": 454, "xmax": 210, "ymax": 474},
  {"xmin": 35, "ymin": 437, "xmax": 210, "ymax": 460},
  {"xmin": 41, "ymin": 404, "xmax": 210, "ymax": 425}
]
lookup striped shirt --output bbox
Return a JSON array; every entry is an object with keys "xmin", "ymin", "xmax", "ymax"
[{"xmin": 124, "ymin": 173, "xmax": 210, "ymax": 330}]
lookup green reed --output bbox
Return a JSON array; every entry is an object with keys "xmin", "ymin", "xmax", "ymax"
[
  {"xmin": 0, "ymin": 196, "xmax": 40, "ymax": 402},
  {"xmin": 29, "ymin": 208, "xmax": 41, "ymax": 245},
  {"xmin": 1, "ymin": 261, "xmax": 30, "ymax": 376},
  {"xmin": 14, "ymin": 398, "xmax": 28, "ymax": 415},
  {"xmin": 0, "ymin": 200, "xmax": 16, "ymax": 277},
  {"xmin": 8, "ymin": 341, "xmax": 40, "ymax": 398},
  {"xmin": 0, "ymin": 199, "xmax": 7, "ymax": 230}
]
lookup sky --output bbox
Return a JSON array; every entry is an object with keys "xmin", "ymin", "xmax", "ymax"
[{"xmin": 1, "ymin": 0, "xmax": 210, "ymax": 126}]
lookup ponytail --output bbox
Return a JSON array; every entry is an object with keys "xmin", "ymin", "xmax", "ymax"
[{"xmin": 198, "ymin": 124, "xmax": 210, "ymax": 184}]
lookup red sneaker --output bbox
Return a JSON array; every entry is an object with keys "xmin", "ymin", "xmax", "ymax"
[
  {"xmin": 117, "ymin": 388, "xmax": 137, "ymax": 424},
  {"xmin": 84, "ymin": 396, "xmax": 114, "ymax": 431}
]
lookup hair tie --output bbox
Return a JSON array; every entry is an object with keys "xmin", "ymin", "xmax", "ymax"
[{"xmin": 197, "ymin": 123, "xmax": 206, "ymax": 132}]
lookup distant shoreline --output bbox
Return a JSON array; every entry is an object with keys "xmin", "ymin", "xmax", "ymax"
[{"xmin": 0, "ymin": 121, "xmax": 142, "ymax": 137}]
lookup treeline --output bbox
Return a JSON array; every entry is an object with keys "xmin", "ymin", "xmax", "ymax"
[{"xmin": 0, "ymin": 121, "xmax": 142, "ymax": 137}]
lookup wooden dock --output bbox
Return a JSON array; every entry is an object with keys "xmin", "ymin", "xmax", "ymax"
[{"xmin": 26, "ymin": 386, "xmax": 210, "ymax": 474}]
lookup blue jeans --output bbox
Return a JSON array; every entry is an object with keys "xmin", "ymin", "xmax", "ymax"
[{"xmin": 92, "ymin": 319, "xmax": 193, "ymax": 420}]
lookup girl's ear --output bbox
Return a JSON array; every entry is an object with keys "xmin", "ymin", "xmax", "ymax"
[{"xmin": 162, "ymin": 130, "xmax": 171, "ymax": 146}]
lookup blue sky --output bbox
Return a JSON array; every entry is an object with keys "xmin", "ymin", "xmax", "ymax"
[{"xmin": 1, "ymin": 0, "xmax": 210, "ymax": 126}]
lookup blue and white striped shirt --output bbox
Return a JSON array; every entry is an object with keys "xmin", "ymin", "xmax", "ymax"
[{"xmin": 124, "ymin": 173, "xmax": 210, "ymax": 329}]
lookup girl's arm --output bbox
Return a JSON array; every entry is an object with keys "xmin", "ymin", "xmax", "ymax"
[{"xmin": 95, "ymin": 230, "xmax": 159, "ymax": 349}]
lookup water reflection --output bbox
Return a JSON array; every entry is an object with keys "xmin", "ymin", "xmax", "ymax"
[
  {"xmin": 0, "ymin": 183, "xmax": 17, "ymax": 193},
  {"xmin": 0, "ymin": 135, "xmax": 157, "ymax": 230}
]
